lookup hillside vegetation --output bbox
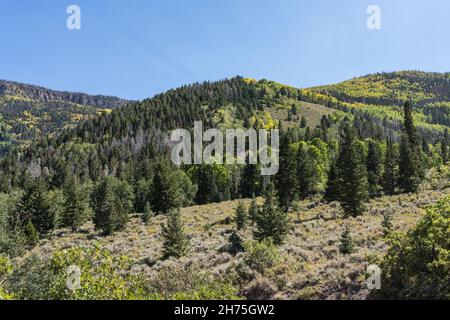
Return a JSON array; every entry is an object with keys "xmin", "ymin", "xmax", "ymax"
[{"xmin": 0, "ymin": 72, "xmax": 449, "ymax": 300}]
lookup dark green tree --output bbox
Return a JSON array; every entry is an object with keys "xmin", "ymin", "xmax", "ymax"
[
  {"xmin": 276, "ymin": 131, "xmax": 297, "ymax": 211},
  {"xmin": 254, "ymin": 183, "xmax": 289, "ymax": 245},
  {"xmin": 336, "ymin": 123, "xmax": 368, "ymax": 217},
  {"xmin": 366, "ymin": 139, "xmax": 383, "ymax": 198},
  {"xmin": 324, "ymin": 163, "xmax": 339, "ymax": 202},
  {"xmin": 235, "ymin": 200, "xmax": 248, "ymax": 230},
  {"xmin": 150, "ymin": 160, "xmax": 182, "ymax": 214},
  {"xmin": 248, "ymin": 196, "xmax": 259, "ymax": 225},
  {"xmin": 62, "ymin": 175, "xmax": 89, "ymax": 231},
  {"xmin": 383, "ymin": 138, "xmax": 397, "ymax": 195},
  {"xmin": 161, "ymin": 209, "xmax": 190, "ymax": 259},
  {"xmin": 339, "ymin": 225, "xmax": 354, "ymax": 255}
]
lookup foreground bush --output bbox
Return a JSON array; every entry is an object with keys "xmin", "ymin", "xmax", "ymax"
[{"xmin": 379, "ymin": 196, "xmax": 450, "ymax": 299}]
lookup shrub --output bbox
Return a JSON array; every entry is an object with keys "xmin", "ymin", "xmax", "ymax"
[
  {"xmin": 379, "ymin": 196, "xmax": 450, "ymax": 299},
  {"xmin": 243, "ymin": 239, "xmax": 281, "ymax": 274}
]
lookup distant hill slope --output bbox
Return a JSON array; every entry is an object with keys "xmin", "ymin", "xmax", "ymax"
[
  {"xmin": 309, "ymin": 71, "xmax": 450, "ymax": 131},
  {"xmin": 0, "ymin": 80, "xmax": 132, "ymax": 154}
]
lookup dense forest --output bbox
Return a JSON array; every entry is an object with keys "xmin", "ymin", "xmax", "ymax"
[{"xmin": 0, "ymin": 73, "xmax": 449, "ymax": 300}]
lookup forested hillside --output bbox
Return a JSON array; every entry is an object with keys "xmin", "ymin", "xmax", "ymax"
[
  {"xmin": 0, "ymin": 72, "xmax": 449, "ymax": 300},
  {"xmin": 0, "ymin": 80, "xmax": 131, "ymax": 155}
]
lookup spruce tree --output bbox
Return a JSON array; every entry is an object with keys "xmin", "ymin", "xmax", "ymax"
[
  {"xmin": 367, "ymin": 139, "xmax": 382, "ymax": 198},
  {"xmin": 336, "ymin": 123, "xmax": 368, "ymax": 217},
  {"xmin": 235, "ymin": 200, "xmax": 248, "ymax": 230},
  {"xmin": 16, "ymin": 179, "xmax": 53, "ymax": 236},
  {"xmin": 441, "ymin": 128, "xmax": 449, "ymax": 163},
  {"xmin": 248, "ymin": 196, "xmax": 259, "ymax": 225},
  {"xmin": 150, "ymin": 160, "xmax": 182, "ymax": 214},
  {"xmin": 324, "ymin": 163, "xmax": 339, "ymax": 202},
  {"xmin": 398, "ymin": 101, "xmax": 421, "ymax": 193},
  {"xmin": 339, "ymin": 225, "xmax": 354, "ymax": 255},
  {"xmin": 141, "ymin": 202, "xmax": 153, "ymax": 225},
  {"xmin": 161, "ymin": 209, "xmax": 190, "ymax": 259},
  {"xmin": 300, "ymin": 116, "xmax": 307, "ymax": 128},
  {"xmin": 383, "ymin": 138, "xmax": 397, "ymax": 195},
  {"xmin": 24, "ymin": 219, "xmax": 39, "ymax": 246},
  {"xmin": 254, "ymin": 183, "xmax": 289, "ymax": 245},
  {"xmin": 276, "ymin": 131, "xmax": 297, "ymax": 211},
  {"xmin": 62, "ymin": 175, "xmax": 88, "ymax": 231}
]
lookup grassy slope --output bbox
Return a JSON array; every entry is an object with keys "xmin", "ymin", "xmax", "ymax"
[{"xmin": 23, "ymin": 173, "xmax": 450, "ymax": 300}]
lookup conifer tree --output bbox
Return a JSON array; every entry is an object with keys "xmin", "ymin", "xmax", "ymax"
[
  {"xmin": 398, "ymin": 101, "xmax": 422, "ymax": 193},
  {"xmin": 16, "ymin": 179, "xmax": 53, "ymax": 236},
  {"xmin": 383, "ymin": 138, "xmax": 397, "ymax": 195},
  {"xmin": 141, "ymin": 202, "xmax": 153, "ymax": 225},
  {"xmin": 235, "ymin": 200, "xmax": 248, "ymax": 231},
  {"xmin": 276, "ymin": 131, "xmax": 297, "ymax": 211},
  {"xmin": 62, "ymin": 175, "xmax": 88, "ymax": 231},
  {"xmin": 339, "ymin": 225, "xmax": 354, "ymax": 254},
  {"xmin": 24, "ymin": 219, "xmax": 39, "ymax": 246},
  {"xmin": 248, "ymin": 196, "xmax": 259, "ymax": 225},
  {"xmin": 324, "ymin": 163, "xmax": 339, "ymax": 202},
  {"xmin": 161, "ymin": 209, "xmax": 190, "ymax": 259},
  {"xmin": 336, "ymin": 123, "xmax": 368, "ymax": 217},
  {"xmin": 300, "ymin": 116, "xmax": 307, "ymax": 128},
  {"xmin": 254, "ymin": 183, "xmax": 289, "ymax": 245},
  {"xmin": 150, "ymin": 160, "xmax": 182, "ymax": 214},
  {"xmin": 367, "ymin": 139, "xmax": 383, "ymax": 198}
]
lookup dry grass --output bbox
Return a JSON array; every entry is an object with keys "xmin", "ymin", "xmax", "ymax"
[{"xmin": 23, "ymin": 186, "xmax": 450, "ymax": 300}]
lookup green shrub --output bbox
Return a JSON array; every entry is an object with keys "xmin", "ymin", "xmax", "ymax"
[
  {"xmin": 243, "ymin": 239, "xmax": 281, "ymax": 274},
  {"xmin": 379, "ymin": 196, "xmax": 450, "ymax": 299}
]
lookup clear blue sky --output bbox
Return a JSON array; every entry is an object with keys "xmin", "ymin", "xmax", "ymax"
[{"xmin": 1, "ymin": 0, "xmax": 449, "ymax": 100}]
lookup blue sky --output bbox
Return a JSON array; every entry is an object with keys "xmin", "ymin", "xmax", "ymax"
[{"xmin": 1, "ymin": 0, "xmax": 449, "ymax": 100}]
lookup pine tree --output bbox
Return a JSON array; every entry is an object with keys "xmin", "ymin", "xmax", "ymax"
[
  {"xmin": 336, "ymin": 123, "xmax": 368, "ymax": 217},
  {"xmin": 254, "ymin": 183, "xmax": 289, "ymax": 245},
  {"xmin": 24, "ymin": 219, "xmax": 39, "ymax": 246},
  {"xmin": 324, "ymin": 163, "xmax": 339, "ymax": 202},
  {"xmin": 227, "ymin": 230, "xmax": 244, "ymax": 255},
  {"xmin": 235, "ymin": 200, "xmax": 248, "ymax": 230},
  {"xmin": 92, "ymin": 177, "xmax": 116, "ymax": 235},
  {"xmin": 381, "ymin": 209, "xmax": 394, "ymax": 237},
  {"xmin": 92, "ymin": 177, "xmax": 133, "ymax": 235},
  {"xmin": 276, "ymin": 131, "xmax": 297, "ymax": 211},
  {"xmin": 339, "ymin": 225, "xmax": 354, "ymax": 255},
  {"xmin": 383, "ymin": 138, "xmax": 397, "ymax": 195},
  {"xmin": 150, "ymin": 160, "xmax": 182, "ymax": 214},
  {"xmin": 161, "ymin": 209, "xmax": 190, "ymax": 259},
  {"xmin": 398, "ymin": 101, "xmax": 421, "ymax": 193},
  {"xmin": 248, "ymin": 196, "xmax": 259, "ymax": 225},
  {"xmin": 16, "ymin": 179, "xmax": 53, "ymax": 236},
  {"xmin": 300, "ymin": 116, "xmax": 307, "ymax": 128},
  {"xmin": 367, "ymin": 139, "xmax": 382, "ymax": 198},
  {"xmin": 62, "ymin": 175, "xmax": 88, "ymax": 231}
]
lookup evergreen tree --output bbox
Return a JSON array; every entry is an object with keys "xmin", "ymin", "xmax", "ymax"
[
  {"xmin": 276, "ymin": 131, "xmax": 297, "ymax": 211},
  {"xmin": 398, "ymin": 101, "xmax": 421, "ymax": 193},
  {"xmin": 324, "ymin": 163, "xmax": 339, "ymax": 202},
  {"xmin": 254, "ymin": 183, "xmax": 289, "ymax": 245},
  {"xmin": 300, "ymin": 116, "xmax": 307, "ymax": 128},
  {"xmin": 235, "ymin": 200, "xmax": 248, "ymax": 230},
  {"xmin": 366, "ymin": 139, "xmax": 383, "ymax": 198},
  {"xmin": 16, "ymin": 179, "xmax": 53, "ymax": 236},
  {"xmin": 227, "ymin": 230, "xmax": 244, "ymax": 255},
  {"xmin": 92, "ymin": 177, "xmax": 133, "ymax": 235},
  {"xmin": 24, "ymin": 219, "xmax": 39, "ymax": 246},
  {"xmin": 150, "ymin": 160, "xmax": 182, "ymax": 214},
  {"xmin": 398, "ymin": 133, "xmax": 420, "ymax": 193},
  {"xmin": 248, "ymin": 196, "xmax": 259, "ymax": 225},
  {"xmin": 336, "ymin": 123, "xmax": 368, "ymax": 217},
  {"xmin": 62, "ymin": 175, "xmax": 88, "ymax": 231},
  {"xmin": 383, "ymin": 138, "xmax": 397, "ymax": 195},
  {"xmin": 339, "ymin": 225, "xmax": 354, "ymax": 255},
  {"xmin": 161, "ymin": 209, "xmax": 190, "ymax": 259}
]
